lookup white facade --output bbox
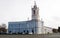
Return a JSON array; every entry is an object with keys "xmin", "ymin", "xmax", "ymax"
[
  {"xmin": 8, "ymin": 20, "xmax": 44, "ymax": 34},
  {"xmin": 42, "ymin": 26, "xmax": 53, "ymax": 34},
  {"xmin": 8, "ymin": 2, "xmax": 53, "ymax": 34}
]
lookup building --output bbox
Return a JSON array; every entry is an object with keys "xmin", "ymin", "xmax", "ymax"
[{"xmin": 8, "ymin": 2, "xmax": 53, "ymax": 34}]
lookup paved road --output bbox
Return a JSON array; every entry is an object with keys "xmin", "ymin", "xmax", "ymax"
[{"xmin": 0, "ymin": 34, "xmax": 60, "ymax": 38}]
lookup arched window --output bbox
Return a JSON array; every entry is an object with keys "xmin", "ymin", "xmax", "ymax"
[
  {"xmin": 32, "ymin": 29, "xmax": 34, "ymax": 34},
  {"xmin": 26, "ymin": 30, "xmax": 29, "ymax": 34},
  {"xmin": 9, "ymin": 31, "xmax": 11, "ymax": 33},
  {"xmin": 33, "ymin": 10, "xmax": 35, "ymax": 14}
]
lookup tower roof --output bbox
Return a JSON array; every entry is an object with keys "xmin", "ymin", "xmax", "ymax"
[
  {"xmin": 34, "ymin": 1, "xmax": 37, "ymax": 8},
  {"xmin": 34, "ymin": 1, "xmax": 36, "ymax": 6}
]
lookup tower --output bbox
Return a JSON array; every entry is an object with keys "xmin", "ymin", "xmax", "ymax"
[
  {"xmin": 31, "ymin": 1, "xmax": 43, "ymax": 34},
  {"xmin": 32, "ymin": 1, "xmax": 40, "ymax": 20}
]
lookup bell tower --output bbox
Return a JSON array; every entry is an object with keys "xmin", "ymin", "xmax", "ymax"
[
  {"xmin": 31, "ymin": 1, "xmax": 43, "ymax": 34},
  {"xmin": 32, "ymin": 1, "xmax": 40, "ymax": 20}
]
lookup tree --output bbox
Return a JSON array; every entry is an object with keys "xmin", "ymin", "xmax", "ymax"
[
  {"xmin": 0, "ymin": 24, "xmax": 7, "ymax": 34},
  {"xmin": 52, "ymin": 29, "xmax": 58, "ymax": 33},
  {"xmin": 58, "ymin": 27, "xmax": 60, "ymax": 32},
  {"xmin": 0, "ymin": 28, "xmax": 7, "ymax": 33}
]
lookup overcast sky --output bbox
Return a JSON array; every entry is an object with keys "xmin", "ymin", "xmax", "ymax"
[{"xmin": 0, "ymin": 0, "xmax": 60, "ymax": 28}]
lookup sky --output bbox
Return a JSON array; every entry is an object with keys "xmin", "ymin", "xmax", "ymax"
[{"xmin": 0, "ymin": 0, "xmax": 60, "ymax": 29}]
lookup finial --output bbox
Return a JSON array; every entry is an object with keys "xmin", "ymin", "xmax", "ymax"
[
  {"xmin": 34, "ymin": 1, "xmax": 36, "ymax": 6},
  {"xmin": 34, "ymin": 1, "xmax": 37, "ymax": 8}
]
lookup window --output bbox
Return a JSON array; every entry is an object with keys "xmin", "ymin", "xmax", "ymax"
[
  {"xmin": 33, "ymin": 10, "xmax": 35, "ymax": 14},
  {"xmin": 9, "ymin": 31, "xmax": 11, "ymax": 33},
  {"xmin": 32, "ymin": 29, "xmax": 34, "ymax": 34}
]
